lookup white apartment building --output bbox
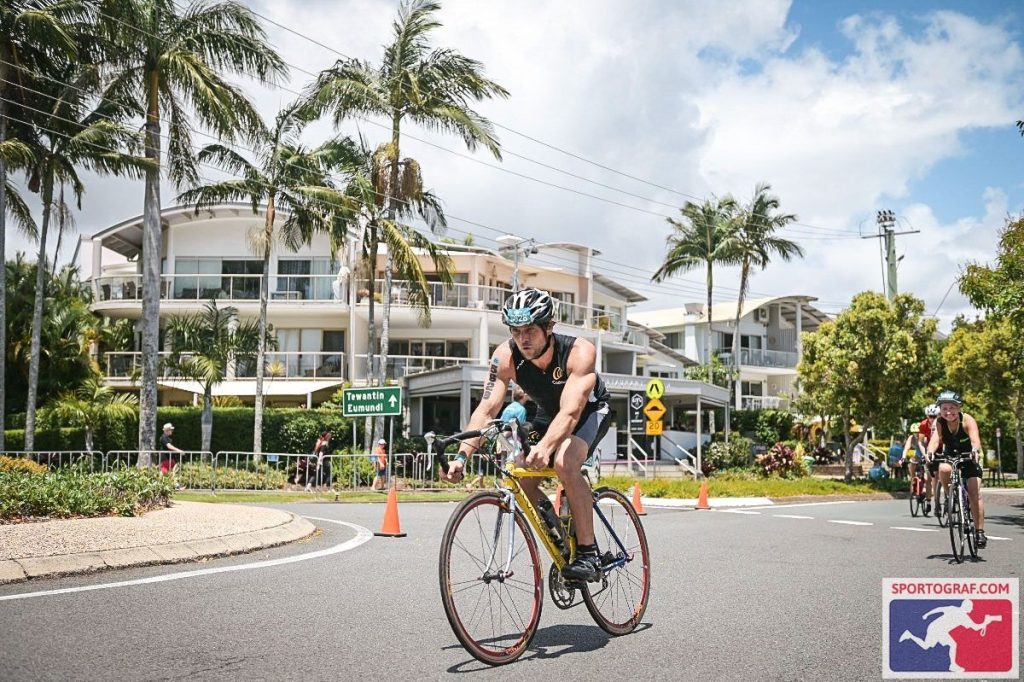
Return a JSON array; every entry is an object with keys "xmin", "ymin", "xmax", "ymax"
[
  {"xmin": 87, "ymin": 203, "xmax": 729, "ymax": 453},
  {"xmin": 630, "ymin": 296, "xmax": 831, "ymax": 411}
]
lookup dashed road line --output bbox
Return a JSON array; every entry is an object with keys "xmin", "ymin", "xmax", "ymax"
[
  {"xmin": 743, "ymin": 500, "xmax": 857, "ymax": 511},
  {"xmin": 718, "ymin": 510, "xmax": 761, "ymax": 515},
  {"xmin": 773, "ymin": 514, "xmax": 813, "ymax": 519},
  {"xmin": 890, "ymin": 526, "xmax": 938, "ymax": 533},
  {"xmin": 987, "ymin": 536, "xmax": 1011, "ymax": 541},
  {"xmin": 0, "ymin": 517, "xmax": 372, "ymax": 602},
  {"xmin": 828, "ymin": 520, "xmax": 873, "ymax": 526}
]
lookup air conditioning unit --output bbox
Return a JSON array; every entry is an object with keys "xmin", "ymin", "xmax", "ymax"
[{"xmin": 755, "ymin": 307, "xmax": 769, "ymax": 323}]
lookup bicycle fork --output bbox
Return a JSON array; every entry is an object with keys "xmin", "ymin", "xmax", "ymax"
[{"xmin": 480, "ymin": 490, "xmax": 518, "ymax": 584}]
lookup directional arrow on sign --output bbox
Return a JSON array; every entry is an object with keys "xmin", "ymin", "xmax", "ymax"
[
  {"xmin": 642, "ymin": 398, "xmax": 666, "ymax": 422},
  {"xmin": 388, "ymin": 395, "xmax": 397, "ymax": 407}
]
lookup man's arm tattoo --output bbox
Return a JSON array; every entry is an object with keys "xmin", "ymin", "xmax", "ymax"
[{"xmin": 481, "ymin": 356, "xmax": 500, "ymax": 400}]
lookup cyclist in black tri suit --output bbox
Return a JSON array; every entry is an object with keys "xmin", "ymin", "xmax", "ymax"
[
  {"xmin": 925, "ymin": 390, "xmax": 987, "ymax": 548},
  {"xmin": 443, "ymin": 288, "xmax": 612, "ymax": 582}
]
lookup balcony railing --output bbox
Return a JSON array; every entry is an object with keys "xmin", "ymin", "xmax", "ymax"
[
  {"xmin": 103, "ymin": 351, "xmax": 345, "ymax": 380},
  {"xmin": 718, "ymin": 348, "xmax": 798, "ymax": 369},
  {"xmin": 93, "ymin": 274, "xmax": 344, "ymax": 303},
  {"xmin": 357, "ymin": 353, "xmax": 472, "ymax": 378},
  {"xmin": 741, "ymin": 395, "xmax": 787, "ymax": 410}
]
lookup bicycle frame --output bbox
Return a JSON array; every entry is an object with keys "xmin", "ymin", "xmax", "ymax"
[{"xmin": 439, "ymin": 420, "xmax": 631, "ymax": 576}]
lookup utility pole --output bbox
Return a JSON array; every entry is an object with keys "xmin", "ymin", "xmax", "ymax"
[
  {"xmin": 497, "ymin": 234, "xmax": 538, "ymax": 292},
  {"xmin": 862, "ymin": 210, "xmax": 919, "ymax": 301}
]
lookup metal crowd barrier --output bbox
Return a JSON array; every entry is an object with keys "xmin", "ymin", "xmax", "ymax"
[{"xmin": 0, "ymin": 450, "xmax": 105, "ymax": 471}]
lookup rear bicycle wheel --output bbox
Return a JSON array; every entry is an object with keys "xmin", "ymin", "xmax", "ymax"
[
  {"xmin": 948, "ymin": 486, "xmax": 965, "ymax": 563},
  {"xmin": 964, "ymin": 492, "xmax": 978, "ymax": 560},
  {"xmin": 439, "ymin": 491, "xmax": 543, "ymax": 666},
  {"xmin": 935, "ymin": 485, "xmax": 948, "ymax": 528},
  {"xmin": 581, "ymin": 488, "xmax": 651, "ymax": 635},
  {"xmin": 909, "ymin": 478, "xmax": 920, "ymax": 517}
]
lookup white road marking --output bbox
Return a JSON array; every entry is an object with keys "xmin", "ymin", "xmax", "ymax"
[
  {"xmin": 743, "ymin": 500, "xmax": 858, "ymax": 511},
  {"xmin": 986, "ymin": 536, "xmax": 1012, "ymax": 541},
  {"xmin": 0, "ymin": 517, "xmax": 371, "ymax": 602},
  {"xmin": 828, "ymin": 520, "xmax": 873, "ymax": 526},
  {"xmin": 718, "ymin": 510, "xmax": 761, "ymax": 515},
  {"xmin": 890, "ymin": 526, "xmax": 938, "ymax": 533},
  {"xmin": 773, "ymin": 514, "xmax": 814, "ymax": 520}
]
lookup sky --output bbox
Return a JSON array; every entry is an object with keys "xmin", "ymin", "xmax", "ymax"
[{"xmin": 8, "ymin": 0, "xmax": 1024, "ymax": 329}]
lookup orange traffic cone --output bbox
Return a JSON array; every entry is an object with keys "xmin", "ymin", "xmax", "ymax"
[
  {"xmin": 631, "ymin": 482, "xmax": 646, "ymax": 516},
  {"xmin": 374, "ymin": 484, "xmax": 407, "ymax": 537},
  {"xmin": 553, "ymin": 483, "xmax": 564, "ymax": 515},
  {"xmin": 695, "ymin": 481, "xmax": 710, "ymax": 510}
]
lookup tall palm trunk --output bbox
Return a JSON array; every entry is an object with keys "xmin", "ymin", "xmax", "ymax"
[
  {"xmin": 705, "ymin": 263, "xmax": 714, "ymax": 383},
  {"xmin": 0, "ymin": 79, "xmax": 8, "ymax": 451},
  {"xmin": 50, "ymin": 184, "xmax": 66, "ymax": 279},
  {"xmin": 253, "ymin": 198, "xmax": 275, "ymax": 457},
  {"xmin": 375, "ymin": 119, "xmax": 403, "ymax": 444},
  {"xmin": 729, "ymin": 259, "xmax": 751, "ymax": 413},
  {"xmin": 138, "ymin": 73, "xmax": 163, "ymax": 465},
  {"xmin": 1015, "ymin": 410, "xmax": 1023, "ymax": 480},
  {"xmin": 364, "ymin": 233, "xmax": 379, "ymax": 448},
  {"xmin": 24, "ymin": 174, "xmax": 54, "ymax": 451},
  {"xmin": 201, "ymin": 384, "xmax": 213, "ymax": 453}
]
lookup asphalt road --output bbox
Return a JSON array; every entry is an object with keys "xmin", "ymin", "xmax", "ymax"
[{"xmin": 2, "ymin": 494, "xmax": 1022, "ymax": 681}]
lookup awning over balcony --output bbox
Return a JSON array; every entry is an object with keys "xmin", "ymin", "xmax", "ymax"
[{"xmin": 157, "ymin": 379, "xmax": 343, "ymax": 397}]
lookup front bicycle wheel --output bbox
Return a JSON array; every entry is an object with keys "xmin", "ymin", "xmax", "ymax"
[
  {"xmin": 581, "ymin": 487, "xmax": 651, "ymax": 636},
  {"xmin": 948, "ymin": 487, "xmax": 965, "ymax": 563},
  {"xmin": 438, "ymin": 491, "xmax": 543, "ymax": 666},
  {"xmin": 909, "ymin": 480, "xmax": 920, "ymax": 517},
  {"xmin": 964, "ymin": 492, "xmax": 978, "ymax": 560}
]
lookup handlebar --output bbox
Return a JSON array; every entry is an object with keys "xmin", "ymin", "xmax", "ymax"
[{"xmin": 434, "ymin": 421, "xmax": 533, "ymax": 476}]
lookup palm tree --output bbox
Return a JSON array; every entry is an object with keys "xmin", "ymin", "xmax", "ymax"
[
  {"xmin": 727, "ymin": 183, "xmax": 803, "ymax": 410},
  {"xmin": 0, "ymin": 0, "xmax": 81, "ymax": 449},
  {"xmin": 652, "ymin": 196, "xmax": 739, "ymax": 383},
  {"xmin": 96, "ymin": 0, "xmax": 286, "ymax": 463},
  {"xmin": 163, "ymin": 300, "xmax": 266, "ymax": 453},
  {"xmin": 177, "ymin": 103, "xmax": 353, "ymax": 455},
  {"xmin": 338, "ymin": 138, "xmax": 453, "ymax": 392},
  {"xmin": 306, "ymin": 0, "xmax": 507, "ymax": 439},
  {"xmin": 21, "ymin": 63, "xmax": 149, "ymax": 450},
  {"xmin": 46, "ymin": 377, "xmax": 138, "ymax": 452}
]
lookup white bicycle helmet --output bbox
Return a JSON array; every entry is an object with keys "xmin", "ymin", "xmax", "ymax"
[
  {"xmin": 501, "ymin": 288, "xmax": 554, "ymax": 327},
  {"xmin": 924, "ymin": 403, "xmax": 940, "ymax": 418}
]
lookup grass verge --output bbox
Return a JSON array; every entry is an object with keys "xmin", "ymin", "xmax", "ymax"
[
  {"xmin": 602, "ymin": 473, "xmax": 902, "ymax": 498},
  {"xmin": 174, "ymin": 489, "xmax": 470, "ymax": 504}
]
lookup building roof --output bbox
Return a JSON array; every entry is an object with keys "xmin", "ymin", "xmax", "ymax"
[
  {"xmin": 593, "ymin": 273, "xmax": 647, "ymax": 303},
  {"xmin": 630, "ymin": 295, "xmax": 830, "ymax": 329},
  {"xmin": 157, "ymin": 379, "xmax": 342, "ymax": 397}
]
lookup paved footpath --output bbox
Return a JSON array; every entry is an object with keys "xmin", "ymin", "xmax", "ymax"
[{"xmin": 0, "ymin": 501, "xmax": 314, "ymax": 584}]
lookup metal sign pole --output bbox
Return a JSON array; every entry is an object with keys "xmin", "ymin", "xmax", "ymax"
[{"xmin": 388, "ymin": 417, "xmax": 394, "ymax": 488}]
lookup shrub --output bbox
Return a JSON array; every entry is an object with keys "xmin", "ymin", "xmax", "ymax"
[
  {"xmin": 177, "ymin": 461, "xmax": 287, "ymax": 490},
  {"xmin": 755, "ymin": 410, "xmax": 795, "ymax": 445},
  {"xmin": 0, "ymin": 467, "xmax": 172, "ymax": 521},
  {"xmin": 702, "ymin": 437, "xmax": 753, "ymax": 476},
  {"xmin": 812, "ymin": 445, "xmax": 842, "ymax": 464},
  {"xmin": 0, "ymin": 455, "xmax": 48, "ymax": 474},
  {"xmin": 754, "ymin": 442, "xmax": 807, "ymax": 479},
  {"xmin": 2, "ymin": 427, "xmax": 90, "ymax": 451}
]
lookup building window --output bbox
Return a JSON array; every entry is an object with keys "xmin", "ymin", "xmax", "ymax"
[
  {"xmin": 278, "ymin": 258, "xmax": 335, "ymax": 300},
  {"xmin": 663, "ymin": 331, "xmax": 682, "ymax": 349},
  {"xmin": 174, "ymin": 258, "xmax": 262, "ymax": 299},
  {"xmin": 741, "ymin": 380, "xmax": 764, "ymax": 397}
]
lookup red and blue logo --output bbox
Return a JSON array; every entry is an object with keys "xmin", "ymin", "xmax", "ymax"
[{"xmin": 883, "ymin": 579, "xmax": 1019, "ymax": 679}]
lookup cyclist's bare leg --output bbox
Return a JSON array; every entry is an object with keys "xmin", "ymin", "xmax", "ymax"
[
  {"xmin": 555, "ymin": 436, "xmax": 595, "ymax": 546},
  {"xmin": 908, "ymin": 461, "xmax": 917, "ymax": 483},
  {"xmin": 517, "ymin": 476, "xmax": 546, "ymax": 506},
  {"xmin": 938, "ymin": 463, "xmax": 952, "ymax": 494},
  {"xmin": 967, "ymin": 476, "xmax": 985, "ymax": 531}
]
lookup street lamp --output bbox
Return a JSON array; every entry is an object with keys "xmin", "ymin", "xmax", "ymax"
[{"xmin": 497, "ymin": 234, "xmax": 538, "ymax": 291}]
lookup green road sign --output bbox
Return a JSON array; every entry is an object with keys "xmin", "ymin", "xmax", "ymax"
[{"xmin": 342, "ymin": 387, "xmax": 403, "ymax": 417}]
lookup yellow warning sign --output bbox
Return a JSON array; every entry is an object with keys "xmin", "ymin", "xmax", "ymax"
[
  {"xmin": 645, "ymin": 420, "xmax": 663, "ymax": 436},
  {"xmin": 642, "ymin": 398, "xmax": 666, "ymax": 422},
  {"xmin": 645, "ymin": 378, "xmax": 665, "ymax": 400}
]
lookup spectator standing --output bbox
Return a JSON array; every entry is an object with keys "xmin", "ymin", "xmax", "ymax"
[
  {"xmin": 159, "ymin": 423, "xmax": 184, "ymax": 475},
  {"xmin": 306, "ymin": 431, "xmax": 333, "ymax": 491},
  {"xmin": 888, "ymin": 438, "xmax": 907, "ymax": 480},
  {"xmin": 372, "ymin": 438, "xmax": 388, "ymax": 491}
]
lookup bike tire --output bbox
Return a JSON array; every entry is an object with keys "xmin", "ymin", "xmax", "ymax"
[
  {"xmin": 438, "ymin": 491, "xmax": 543, "ymax": 666},
  {"xmin": 581, "ymin": 487, "xmax": 651, "ymax": 636},
  {"xmin": 948, "ymin": 487, "xmax": 965, "ymax": 563},
  {"xmin": 909, "ymin": 482, "xmax": 920, "ymax": 517},
  {"xmin": 964, "ymin": 490, "xmax": 978, "ymax": 560}
]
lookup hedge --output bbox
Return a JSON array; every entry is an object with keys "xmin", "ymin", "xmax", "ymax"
[
  {"xmin": 0, "ymin": 467, "xmax": 173, "ymax": 520},
  {"xmin": 5, "ymin": 408, "xmax": 357, "ymax": 455}
]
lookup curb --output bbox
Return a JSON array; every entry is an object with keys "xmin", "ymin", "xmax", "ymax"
[{"xmin": 0, "ymin": 513, "xmax": 316, "ymax": 586}]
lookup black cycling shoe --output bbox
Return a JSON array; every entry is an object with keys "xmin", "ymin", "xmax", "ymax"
[
  {"xmin": 562, "ymin": 553, "xmax": 602, "ymax": 582},
  {"xmin": 977, "ymin": 530, "xmax": 987, "ymax": 549}
]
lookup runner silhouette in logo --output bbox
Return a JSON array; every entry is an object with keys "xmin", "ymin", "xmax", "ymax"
[{"xmin": 898, "ymin": 599, "xmax": 1003, "ymax": 672}]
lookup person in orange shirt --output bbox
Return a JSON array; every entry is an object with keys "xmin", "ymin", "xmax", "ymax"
[{"xmin": 372, "ymin": 438, "xmax": 388, "ymax": 491}]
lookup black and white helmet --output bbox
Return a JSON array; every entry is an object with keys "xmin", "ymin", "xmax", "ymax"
[
  {"xmin": 501, "ymin": 288, "xmax": 554, "ymax": 327},
  {"xmin": 935, "ymin": 390, "xmax": 963, "ymax": 406},
  {"xmin": 924, "ymin": 403, "xmax": 940, "ymax": 418}
]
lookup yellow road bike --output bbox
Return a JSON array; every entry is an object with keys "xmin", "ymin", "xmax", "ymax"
[{"xmin": 432, "ymin": 419, "xmax": 650, "ymax": 666}]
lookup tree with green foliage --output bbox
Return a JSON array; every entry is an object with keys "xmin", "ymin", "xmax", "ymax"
[
  {"xmin": 306, "ymin": 0, "xmax": 507, "ymax": 442},
  {"xmin": 653, "ymin": 196, "xmax": 739, "ymax": 383},
  {"xmin": 96, "ymin": 0, "xmax": 286, "ymax": 462},
  {"xmin": 20, "ymin": 62, "xmax": 149, "ymax": 450},
  {"xmin": 178, "ymin": 102, "xmax": 351, "ymax": 455},
  {"xmin": 797, "ymin": 292, "xmax": 937, "ymax": 481},
  {"xmin": 944, "ymin": 317, "xmax": 1024, "ymax": 477},
  {"xmin": 46, "ymin": 377, "xmax": 138, "ymax": 451},
  {"xmin": 0, "ymin": 0, "xmax": 79, "ymax": 449},
  {"xmin": 163, "ymin": 300, "xmax": 268, "ymax": 454}
]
